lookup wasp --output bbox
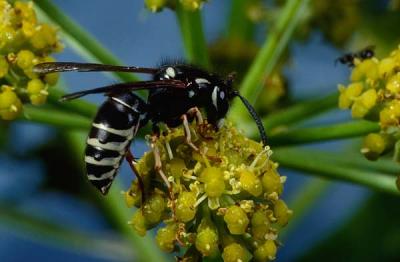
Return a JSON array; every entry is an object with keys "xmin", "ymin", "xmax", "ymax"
[
  {"xmin": 335, "ymin": 45, "xmax": 375, "ymax": 67},
  {"xmin": 33, "ymin": 62, "xmax": 267, "ymax": 197}
]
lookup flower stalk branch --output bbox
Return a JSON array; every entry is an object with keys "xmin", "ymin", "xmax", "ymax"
[
  {"xmin": 229, "ymin": 0, "xmax": 310, "ymax": 123},
  {"xmin": 175, "ymin": 2, "xmax": 210, "ymax": 69},
  {"xmin": 273, "ymin": 148, "xmax": 400, "ymax": 196}
]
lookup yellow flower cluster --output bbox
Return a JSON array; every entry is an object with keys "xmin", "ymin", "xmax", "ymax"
[
  {"xmin": 0, "ymin": 0, "xmax": 62, "ymax": 120},
  {"xmin": 125, "ymin": 122, "xmax": 291, "ymax": 261},
  {"xmin": 338, "ymin": 45, "xmax": 400, "ymax": 161},
  {"xmin": 144, "ymin": 0, "xmax": 206, "ymax": 12}
]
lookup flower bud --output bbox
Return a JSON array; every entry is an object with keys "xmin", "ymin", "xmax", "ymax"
[
  {"xmin": 251, "ymin": 209, "xmax": 270, "ymax": 240},
  {"xmin": 176, "ymin": 191, "xmax": 197, "ymax": 222},
  {"xmin": 180, "ymin": 0, "xmax": 204, "ymax": 11},
  {"xmin": 156, "ymin": 223, "xmax": 177, "ymax": 252},
  {"xmin": 144, "ymin": 0, "xmax": 167, "ymax": 12},
  {"xmin": 200, "ymin": 167, "xmax": 225, "ymax": 198},
  {"xmin": 195, "ymin": 227, "xmax": 219, "ymax": 257},
  {"xmin": 274, "ymin": 199, "xmax": 292, "ymax": 226},
  {"xmin": 224, "ymin": 205, "xmax": 249, "ymax": 235},
  {"xmin": 254, "ymin": 240, "xmax": 277, "ymax": 262},
  {"xmin": 143, "ymin": 193, "xmax": 166, "ymax": 224},
  {"xmin": 0, "ymin": 86, "xmax": 22, "ymax": 120},
  {"xmin": 262, "ymin": 167, "xmax": 283, "ymax": 195},
  {"xmin": 222, "ymin": 243, "xmax": 251, "ymax": 262},
  {"xmin": 239, "ymin": 169, "xmax": 263, "ymax": 196},
  {"xmin": 361, "ymin": 133, "xmax": 389, "ymax": 160}
]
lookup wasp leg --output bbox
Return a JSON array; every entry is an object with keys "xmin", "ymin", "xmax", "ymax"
[
  {"xmin": 187, "ymin": 106, "xmax": 203, "ymax": 125},
  {"xmin": 150, "ymin": 134, "xmax": 176, "ymax": 219},
  {"xmin": 126, "ymin": 150, "xmax": 146, "ymax": 210},
  {"xmin": 181, "ymin": 114, "xmax": 199, "ymax": 151}
]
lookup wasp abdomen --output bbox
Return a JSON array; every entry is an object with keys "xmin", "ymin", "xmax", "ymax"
[{"xmin": 84, "ymin": 93, "xmax": 147, "ymax": 194}]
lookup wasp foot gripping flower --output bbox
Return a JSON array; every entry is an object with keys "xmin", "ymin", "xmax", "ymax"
[
  {"xmin": 0, "ymin": 0, "xmax": 62, "ymax": 120},
  {"xmin": 125, "ymin": 121, "xmax": 291, "ymax": 261},
  {"xmin": 338, "ymin": 45, "xmax": 400, "ymax": 168}
]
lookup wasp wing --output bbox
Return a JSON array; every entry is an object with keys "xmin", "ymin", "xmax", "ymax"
[
  {"xmin": 61, "ymin": 80, "xmax": 186, "ymax": 101},
  {"xmin": 33, "ymin": 62, "xmax": 158, "ymax": 74}
]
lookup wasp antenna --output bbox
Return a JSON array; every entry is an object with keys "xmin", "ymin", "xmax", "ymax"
[{"xmin": 235, "ymin": 93, "xmax": 267, "ymax": 146}]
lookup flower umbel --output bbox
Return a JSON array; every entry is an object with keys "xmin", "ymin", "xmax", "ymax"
[
  {"xmin": 338, "ymin": 45, "xmax": 400, "ymax": 185},
  {"xmin": 0, "ymin": 0, "xmax": 62, "ymax": 120},
  {"xmin": 125, "ymin": 121, "xmax": 291, "ymax": 261}
]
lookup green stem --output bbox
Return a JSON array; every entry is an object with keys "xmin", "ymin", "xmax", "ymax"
[
  {"xmin": 273, "ymin": 148, "xmax": 400, "ymax": 195},
  {"xmin": 280, "ymin": 178, "xmax": 331, "ymax": 240},
  {"xmin": 229, "ymin": 0, "xmax": 310, "ymax": 122},
  {"xmin": 294, "ymin": 150, "xmax": 400, "ymax": 176},
  {"xmin": 175, "ymin": 3, "xmax": 210, "ymax": 68},
  {"xmin": 227, "ymin": 0, "xmax": 255, "ymax": 41},
  {"xmin": 47, "ymin": 87, "xmax": 97, "ymax": 119},
  {"xmin": 66, "ymin": 131, "xmax": 167, "ymax": 262},
  {"xmin": 20, "ymin": 106, "xmax": 91, "ymax": 130},
  {"xmin": 34, "ymin": 0, "xmax": 139, "ymax": 83},
  {"xmin": 264, "ymin": 92, "xmax": 339, "ymax": 131},
  {"xmin": 268, "ymin": 120, "xmax": 380, "ymax": 146},
  {"xmin": 241, "ymin": 92, "xmax": 338, "ymax": 139}
]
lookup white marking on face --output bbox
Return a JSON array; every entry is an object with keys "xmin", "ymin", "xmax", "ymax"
[
  {"xmin": 92, "ymin": 123, "xmax": 134, "ymax": 138},
  {"xmin": 166, "ymin": 67, "xmax": 176, "ymax": 78},
  {"xmin": 212, "ymin": 86, "xmax": 219, "ymax": 110},
  {"xmin": 188, "ymin": 90, "xmax": 195, "ymax": 98},
  {"xmin": 220, "ymin": 91, "xmax": 225, "ymax": 100},
  {"xmin": 195, "ymin": 78, "xmax": 210, "ymax": 85},
  {"xmin": 88, "ymin": 169, "xmax": 116, "ymax": 181}
]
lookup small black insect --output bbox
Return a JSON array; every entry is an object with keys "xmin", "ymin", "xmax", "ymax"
[
  {"xmin": 335, "ymin": 45, "xmax": 375, "ymax": 67},
  {"xmin": 33, "ymin": 62, "xmax": 267, "ymax": 195}
]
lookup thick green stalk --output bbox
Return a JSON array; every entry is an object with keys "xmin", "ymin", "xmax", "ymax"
[
  {"xmin": 294, "ymin": 150, "xmax": 400, "ymax": 176},
  {"xmin": 46, "ymin": 87, "xmax": 97, "ymax": 119},
  {"xmin": 242, "ymin": 92, "xmax": 338, "ymax": 139},
  {"xmin": 175, "ymin": 4, "xmax": 210, "ymax": 68},
  {"xmin": 268, "ymin": 120, "xmax": 380, "ymax": 146},
  {"xmin": 229, "ymin": 0, "xmax": 310, "ymax": 122},
  {"xmin": 34, "ymin": 0, "xmax": 139, "ymax": 83},
  {"xmin": 273, "ymin": 148, "xmax": 400, "ymax": 195},
  {"xmin": 20, "ymin": 106, "xmax": 91, "ymax": 130},
  {"xmin": 227, "ymin": 0, "xmax": 255, "ymax": 41},
  {"xmin": 263, "ymin": 93, "xmax": 339, "ymax": 131},
  {"xmin": 66, "ymin": 131, "xmax": 167, "ymax": 262}
]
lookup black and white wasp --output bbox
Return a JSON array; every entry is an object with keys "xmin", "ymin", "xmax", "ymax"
[
  {"xmin": 33, "ymin": 62, "xmax": 267, "ymax": 195},
  {"xmin": 335, "ymin": 45, "xmax": 375, "ymax": 67}
]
